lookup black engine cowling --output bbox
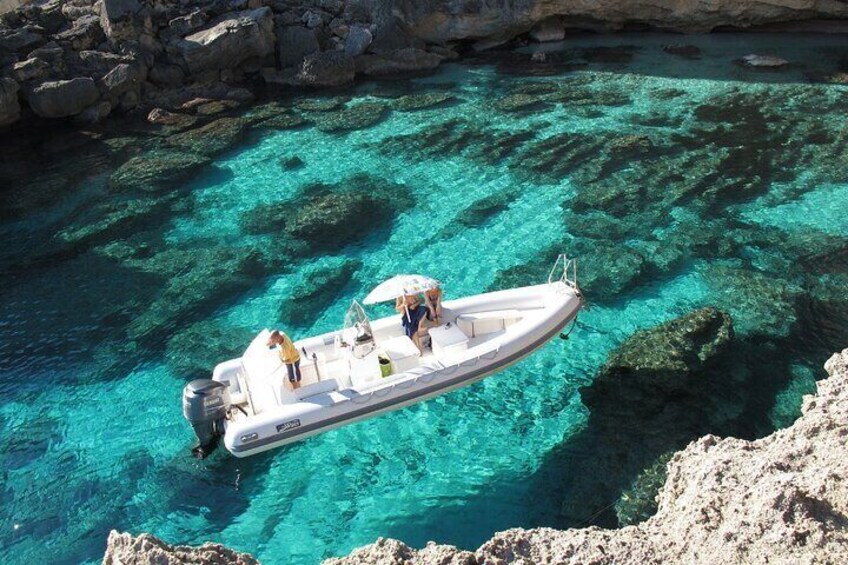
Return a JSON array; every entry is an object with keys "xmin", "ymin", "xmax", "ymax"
[{"xmin": 182, "ymin": 379, "xmax": 231, "ymax": 458}]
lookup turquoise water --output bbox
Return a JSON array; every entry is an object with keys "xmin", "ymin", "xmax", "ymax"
[{"xmin": 1, "ymin": 33, "xmax": 847, "ymax": 563}]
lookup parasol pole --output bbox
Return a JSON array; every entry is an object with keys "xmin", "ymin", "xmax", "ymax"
[{"xmin": 402, "ymin": 285, "xmax": 411, "ymax": 322}]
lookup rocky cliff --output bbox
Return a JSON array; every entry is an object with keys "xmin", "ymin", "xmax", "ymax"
[
  {"xmin": 325, "ymin": 347, "xmax": 848, "ymax": 564},
  {"xmin": 102, "ymin": 530, "xmax": 259, "ymax": 565},
  {"xmin": 2, "ymin": 0, "xmax": 848, "ymax": 128},
  {"xmin": 104, "ymin": 347, "xmax": 848, "ymax": 564}
]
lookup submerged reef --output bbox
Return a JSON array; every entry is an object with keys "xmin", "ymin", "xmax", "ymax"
[{"xmin": 104, "ymin": 347, "xmax": 848, "ymax": 563}]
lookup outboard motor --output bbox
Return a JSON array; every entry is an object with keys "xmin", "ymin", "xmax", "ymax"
[{"xmin": 182, "ymin": 379, "xmax": 231, "ymax": 459}]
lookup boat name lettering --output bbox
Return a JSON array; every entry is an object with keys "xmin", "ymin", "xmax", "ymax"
[{"xmin": 276, "ymin": 419, "xmax": 301, "ymax": 433}]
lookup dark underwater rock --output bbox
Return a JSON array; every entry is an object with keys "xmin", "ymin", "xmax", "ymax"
[
  {"xmin": 555, "ymin": 307, "xmax": 736, "ymax": 526},
  {"xmin": 488, "ymin": 246, "xmax": 561, "ymax": 292},
  {"xmin": 662, "ymin": 43, "xmax": 701, "ymax": 59},
  {"xmin": 392, "ymin": 92, "xmax": 454, "ymax": 111},
  {"xmin": 703, "ymin": 262, "xmax": 803, "ymax": 338},
  {"xmin": 313, "ymin": 101, "xmax": 389, "ymax": 133},
  {"xmin": 592, "ymin": 307, "xmax": 733, "ymax": 384},
  {"xmin": 293, "ymin": 97, "xmax": 348, "ymax": 112},
  {"xmin": 285, "ymin": 178, "xmax": 411, "ymax": 247},
  {"xmin": 165, "ymin": 319, "xmax": 255, "ymax": 377},
  {"xmin": 279, "ymin": 257, "xmax": 362, "ymax": 327},
  {"xmin": 109, "ymin": 149, "xmax": 211, "ymax": 192},
  {"xmin": 492, "ymin": 92, "xmax": 552, "ymax": 113},
  {"xmin": 573, "ymin": 241, "xmax": 647, "ymax": 300},
  {"xmin": 374, "ymin": 118, "xmax": 535, "ymax": 167},
  {"xmin": 146, "ymin": 108, "xmax": 197, "ymax": 130},
  {"xmin": 125, "ymin": 245, "xmax": 283, "ymax": 342},
  {"xmin": 615, "ymin": 451, "xmax": 675, "ymax": 526},
  {"xmin": 166, "ymin": 117, "xmax": 252, "ymax": 156},
  {"xmin": 581, "ymin": 45, "xmax": 639, "ymax": 64},
  {"xmin": 55, "ymin": 196, "xmax": 176, "ymax": 251},
  {"xmin": 240, "ymin": 174, "xmax": 414, "ymax": 252},
  {"xmin": 437, "ymin": 188, "xmax": 520, "ymax": 239},
  {"xmin": 260, "ymin": 112, "xmax": 308, "ymax": 130},
  {"xmin": 279, "ymin": 155, "xmax": 305, "ymax": 171}
]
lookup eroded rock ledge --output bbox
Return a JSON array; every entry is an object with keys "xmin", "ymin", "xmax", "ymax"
[
  {"xmin": 104, "ymin": 348, "xmax": 848, "ymax": 564},
  {"xmin": 327, "ymin": 347, "xmax": 848, "ymax": 564},
  {"xmin": 102, "ymin": 530, "xmax": 258, "ymax": 565},
  {"xmin": 2, "ymin": 0, "xmax": 848, "ymax": 127}
]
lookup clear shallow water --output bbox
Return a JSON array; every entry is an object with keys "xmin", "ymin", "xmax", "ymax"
[{"xmin": 1, "ymin": 33, "xmax": 847, "ymax": 564}]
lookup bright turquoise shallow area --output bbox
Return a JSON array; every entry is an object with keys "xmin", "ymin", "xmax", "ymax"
[{"xmin": 1, "ymin": 33, "xmax": 847, "ymax": 564}]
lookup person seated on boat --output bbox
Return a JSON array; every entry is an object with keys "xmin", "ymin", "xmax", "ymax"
[
  {"xmin": 396, "ymin": 294, "xmax": 427, "ymax": 349},
  {"xmin": 424, "ymin": 284, "xmax": 443, "ymax": 326},
  {"xmin": 267, "ymin": 329, "xmax": 302, "ymax": 390}
]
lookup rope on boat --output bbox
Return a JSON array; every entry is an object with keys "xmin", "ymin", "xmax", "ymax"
[
  {"xmin": 559, "ymin": 311, "xmax": 580, "ymax": 341},
  {"xmin": 395, "ymin": 376, "xmax": 419, "ymax": 389},
  {"xmin": 372, "ymin": 384, "xmax": 394, "ymax": 398},
  {"xmin": 416, "ymin": 371, "xmax": 438, "ymax": 384},
  {"xmin": 350, "ymin": 391, "xmax": 374, "ymax": 405}
]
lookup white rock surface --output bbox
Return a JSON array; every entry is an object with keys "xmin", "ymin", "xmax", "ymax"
[
  {"xmin": 326, "ymin": 347, "xmax": 848, "ymax": 564},
  {"xmin": 102, "ymin": 530, "xmax": 259, "ymax": 565},
  {"xmin": 179, "ymin": 8, "xmax": 275, "ymax": 74}
]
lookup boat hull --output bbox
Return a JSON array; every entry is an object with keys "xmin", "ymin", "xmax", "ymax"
[{"xmin": 220, "ymin": 282, "xmax": 581, "ymax": 457}]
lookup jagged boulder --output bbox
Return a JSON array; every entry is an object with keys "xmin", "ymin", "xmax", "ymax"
[
  {"xmin": 276, "ymin": 24, "xmax": 319, "ymax": 68},
  {"xmin": 586, "ymin": 307, "xmax": 734, "ymax": 402},
  {"xmin": 99, "ymin": 0, "xmax": 152, "ymax": 43},
  {"xmin": 0, "ymin": 78, "xmax": 21, "ymax": 126},
  {"xmin": 100, "ymin": 63, "xmax": 144, "ymax": 102},
  {"xmin": 297, "ymin": 50, "xmax": 355, "ymax": 86},
  {"xmin": 55, "ymin": 13, "xmax": 104, "ymax": 50},
  {"xmin": 102, "ymin": 530, "xmax": 258, "ymax": 565},
  {"xmin": 109, "ymin": 149, "xmax": 211, "ymax": 192},
  {"xmin": 345, "ymin": 24, "xmax": 372, "ymax": 56},
  {"xmin": 12, "ymin": 57, "xmax": 50, "ymax": 81},
  {"xmin": 178, "ymin": 8, "xmax": 275, "ymax": 74},
  {"xmin": 241, "ymin": 174, "xmax": 414, "ymax": 251},
  {"xmin": 27, "ymin": 77, "xmax": 100, "ymax": 118}
]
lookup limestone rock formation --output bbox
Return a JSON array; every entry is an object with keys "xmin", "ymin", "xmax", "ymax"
[
  {"xmin": 100, "ymin": 0, "xmax": 152, "ymax": 44},
  {"xmin": 0, "ymin": 77, "xmax": 20, "ymax": 125},
  {"xmin": 324, "ymin": 346, "xmax": 848, "ymax": 564},
  {"xmin": 297, "ymin": 50, "xmax": 356, "ymax": 86},
  {"xmin": 276, "ymin": 24, "xmax": 319, "ymax": 69},
  {"xmin": 27, "ymin": 77, "xmax": 99, "ymax": 118},
  {"xmin": 4, "ymin": 0, "xmax": 847, "ymax": 129},
  {"xmin": 102, "ymin": 530, "xmax": 258, "ymax": 565},
  {"xmin": 178, "ymin": 8, "xmax": 275, "ymax": 74},
  {"xmin": 395, "ymin": 0, "xmax": 848, "ymax": 42}
]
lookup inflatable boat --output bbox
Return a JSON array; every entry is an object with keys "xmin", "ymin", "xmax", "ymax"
[{"xmin": 182, "ymin": 255, "xmax": 582, "ymax": 458}]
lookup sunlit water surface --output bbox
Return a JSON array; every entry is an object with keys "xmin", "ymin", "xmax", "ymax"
[{"xmin": 1, "ymin": 33, "xmax": 847, "ymax": 564}]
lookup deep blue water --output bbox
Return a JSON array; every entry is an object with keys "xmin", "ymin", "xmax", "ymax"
[{"xmin": 1, "ymin": 33, "xmax": 847, "ymax": 564}]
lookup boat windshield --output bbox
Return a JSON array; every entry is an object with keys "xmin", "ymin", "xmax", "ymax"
[{"xmin": 343, "ymin": 300, "xmax": 374, "ymax": 358}]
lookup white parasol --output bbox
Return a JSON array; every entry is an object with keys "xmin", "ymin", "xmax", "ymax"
[{"xmin": 363, "ymin": 274, "xmax": 440, "ymax": 305}]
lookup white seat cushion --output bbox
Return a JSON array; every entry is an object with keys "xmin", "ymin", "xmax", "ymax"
[{"xmin": 456, "ymin": 309, "xmax": 522, "ymax": 337}]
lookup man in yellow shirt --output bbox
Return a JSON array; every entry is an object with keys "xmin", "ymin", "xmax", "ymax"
[{"xmin": 267, "ymin": 329, "xmax": 302, "ymax": 389}]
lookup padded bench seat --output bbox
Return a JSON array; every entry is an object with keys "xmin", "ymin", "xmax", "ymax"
[
  {"xmin": 456, "ymin": 309, "xmax": 522, "ymax": 337},
  {"xmin": 294, "ymin": 378, "xmax": 339, "ymax": 401}
]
